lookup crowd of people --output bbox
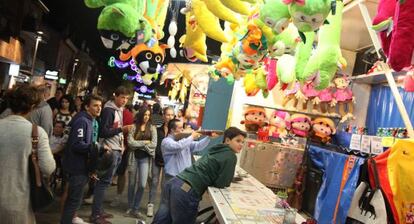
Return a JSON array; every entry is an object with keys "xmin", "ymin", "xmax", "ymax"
[{"xmin": 0, "ymin": 83, "xmax": 247, "ymax": 224}]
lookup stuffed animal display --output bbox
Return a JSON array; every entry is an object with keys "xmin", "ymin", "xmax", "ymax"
[
  {"xmin": 240, "ymin": 107, "xmax": 338, "ymax": 141},
  {"xmin": 311, "ymin": 117, "xmax": 336, "ymax": 143},
  {"xmin": 289, "ymin": 113, "xmax": 312, "ymax": 137},
  {"xmin": 267, "ymin": 110, "xmax": 291, "ymax": 138},
  {"xmin": 85, "ymin": 0, "xmax": 170, "ymax": 50},
  {"xmin": 240, "ymin": 106, "xmax": 267, "ymax": 132},
  {"xmin": 331, "ymin": 73, "xmax": 355, "ymax": 122}
]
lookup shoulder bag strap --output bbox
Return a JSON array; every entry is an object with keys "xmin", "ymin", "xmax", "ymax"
[{"xmin": 31, "ymin": 124, "xmax": 42, "ymax": 187}]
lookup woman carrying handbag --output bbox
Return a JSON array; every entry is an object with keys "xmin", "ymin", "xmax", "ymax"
[{"xmin": 0, "ymin": 85, "xmax": 56, "ymax": 224}]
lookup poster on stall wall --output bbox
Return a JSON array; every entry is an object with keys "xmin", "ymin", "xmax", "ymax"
[{"xmin": 188, "ymin": 71, "xmax": 210, "ymax": 126}]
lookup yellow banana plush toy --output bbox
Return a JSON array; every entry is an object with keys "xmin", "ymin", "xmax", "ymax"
[
  {"xmin": 192, "ymin": 0, "xmax": 229, "ymax": 43},
  {"xmin": 220, "ymin": 0, "xmax": 250, "ymax": 15},
  {"xmin": 202, "ymin": 0, "xmax": 240, "ymax": 25}
]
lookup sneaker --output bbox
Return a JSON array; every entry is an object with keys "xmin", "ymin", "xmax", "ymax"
[
  {"xmin": 146, "ymin": 203, "xmax": 154, "ymax": 217},
  {"xmin": 100, "ymin": 212, "xmax": 114, "ymax": 219},
  {"xmin": 89, "ymin": 216, "xmax": 111, "ymax": 224},
  {"xmin": 125, "ymin": 209, "xmax": 144, "ymax": 219},
  {"xmin": 83, "ymin": 196, "xmax": 94, "ymax": 205},
  {"xmin": 109, "ymin": 196, "xmax": 120, "ymax": 207},
  {"xmin": 72, "ymin": 217, "xmax": 90, "ymax": 224}
]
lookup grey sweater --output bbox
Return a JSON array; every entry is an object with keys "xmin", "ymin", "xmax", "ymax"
[
  {"xmin": 29, "ymin": 101, "xmax": 53, "ymax": 138},
  {"xmin": 0, "ymin": 115, "xmax": 55, "ymax": 224}
]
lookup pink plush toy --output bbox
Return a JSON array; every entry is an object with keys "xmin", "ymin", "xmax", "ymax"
[
  {"xmin": 332, "ymin": 74, "xmax": 355, "ymax": 122},
  {"xmin": 268, "ymin": 111, "xmax": 291, "ymax": 138},
  {"xmin": 300, "ymin": 82, "xmax": 320, "ymax": 112},
  {"xmin": 314, "ymin": 83, "xmax": 335, "ymax": 114},
  {"xmin": 289, "ymin": 114, "xmax": 312, "ymax": 138},
  {"xmin": 372, "ymin": 0, "xmax": 396, "ymax": 56},
  {"xmin": 265, "ymin": 58, "xmax": 278, "ymax": 91},
  {"xmin": 388, "ymin": 0, "xmax": 414, "ymax": 71}
]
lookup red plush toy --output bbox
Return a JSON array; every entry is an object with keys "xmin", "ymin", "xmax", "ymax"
[
  {"xmin": 372, "ymin": 0, "xmax": 396, "ymax": 56},
  {"xmin": 388, "ymin": 0, "xmax": 414, "ymax": 71}
]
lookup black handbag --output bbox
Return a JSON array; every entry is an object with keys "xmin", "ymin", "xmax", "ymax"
[{"xmin": 29, "ymin": 124, "xmax": 54, "ymax": 212}]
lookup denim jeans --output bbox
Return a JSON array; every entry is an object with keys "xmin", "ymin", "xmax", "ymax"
[
  {"xmin": 148, "ymin": 158, "xmax": 164, "ymax": 204},
  {"xmin": 152, "ymin": 177, "xmax": 200, "ymax": 224},
  {"xmin": 61, "ymin": 174, "xmax": 89, "ymax": 224},
  {"xmin": 128, "ymin": 156, "xmax": 150, "ymax": 211},
  {"xmin": 92, "ymin": 150, "xmax": 122, "ymax": 217}
]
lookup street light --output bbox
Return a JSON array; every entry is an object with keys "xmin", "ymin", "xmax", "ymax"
[{"xmin": 30, "ymin": 31, "xmax": 44, "ymax": 76}]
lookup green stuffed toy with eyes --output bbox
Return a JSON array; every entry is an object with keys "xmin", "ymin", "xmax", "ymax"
[
  {"xmin": 295, "ymin": 31, "xmax": 315, "ymax": 81},
  {"xmin": 85, "ymin": 0, "xmax": 152, "ymax": 50},
  {"xmin": 270, "ymin": 23, "xmax": 300, "ymax": 57},
  {"xmin": 301, "ymin": 1, "xmax": 344, "ymax": 90},
  {"xmin": 255, "ymin": 0, "xmax": 291, "ymax": 42},
  {"xmin": 284, "ymin": 0, "xmax": 332, "ymax": 33}
]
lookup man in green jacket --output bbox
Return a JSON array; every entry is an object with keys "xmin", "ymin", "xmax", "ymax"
[{"xmin": 152, "ymin": 127, "xmax": 246, "ymax": 224}]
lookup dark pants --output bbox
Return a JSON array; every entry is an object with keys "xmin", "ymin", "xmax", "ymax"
[
  {"xmin": 152, "ymin": 177, "xmax": 200, "ymax": 224},
  {"xmin": 91, "ymin": 150, "xmax": 122, "ymax": 217},
  {"xmin": 60, "ymin": 174, "xmax": 89, "ymax": 224}
]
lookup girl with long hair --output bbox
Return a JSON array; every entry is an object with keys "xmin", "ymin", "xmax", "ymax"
[
  {"xmin": 126, "ymin": 106, "xmax": 157, "ymax": 218},
  {"xmin": 54, "ymin": 94, "xmax": 76, "ymax": 126}
]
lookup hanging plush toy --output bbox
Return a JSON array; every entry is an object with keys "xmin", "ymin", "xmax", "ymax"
[
  {"xmin": 243, "ymin": 73, "xmax": 260, "ymax": 96},
  {"xmin": 240, "ymin": 106, "xmax": 267, "ymax": 132},
  {"xmin": 299, "ymin": 82, "xmax": 320, "ymax": 112},
  {"xmin": 179, "ymin": 12, "xmax": 208, "ymax": 62},
  {"xmin": 264, "ymin": 57, "xmax": 278, "ymax": 91},
  {"xmin": 388, "ymin": 0, "xmax": 414, "ymax": 72},
  {"xmin": 192, "ymin": 0, "xmax": 229, "ymax": 43},
  {"xmin": 119, "ymin": 42, "xmax": 168, "ymax": 85},
  {"xmin": 84, "ymin": 0, "xmax": 152, "ymax": 50},
  {"xmin": 281, "ymin": 81, "xmax": 300, "ymax": 110},
  {"xmin": 283, "ymin": 0, "xmax": 332, "ymax": 40},
  {"xmin": 301, "ymin": 1, "xmax": 345, "ymax": 90},
  {"xmin": 220, "ymin": 0, "xmax": 250, "ymax": 15},
  {"xmin": 143, "ymin": 0, "xmax": 170, "ymax": 40},
  {"xmin": 255, "ymin": 0, "xmax": 291, "ymax": 39},
  {"xmin": 311, "ymin": 117, "xmax": 336, "ymax": 143},
  {"xmin": 313, "ymin": 83, "xmax": 335, "ymax": 115},
  {"xmin": 295, "ymin": 31, "xmax": 315, "ymax": 81},
  {"xmin": 272, "ymin": 23, "xmax": 301, "ymax": 56},
  {"xmin": 332, "ymin": 73, "xmax": 355, "ymax": 122},
  {"xmin": 277, "ymin": 54, "xmax": 296, "ymax": 89},
  {"xmin": 268, "ymin": 111, "xmax": 291, "ymax": 138},
  {"xmin": 289, "ymin": 113, "xmax": 312, "ymax": 137},
  {"xmin": 372, "ymin": 0, "xmax": 396, "ymax": 57}
]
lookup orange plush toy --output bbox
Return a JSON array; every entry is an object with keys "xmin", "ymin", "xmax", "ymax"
[{"xmin": 311, "ymin": 117, "xmax": 336, "ymax": 143}]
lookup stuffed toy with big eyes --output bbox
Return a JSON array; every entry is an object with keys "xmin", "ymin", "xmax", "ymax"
[
  {"xmin": 240, "ymin": 106, "xmax": 267, "ymax": 132},
  {"xmin": 283, "ymin": 0, "xmax": 332, "ymax": 40},
  {"xmin": 256, "ymin": 0, "xmax": 291, "ymax": 37},
  {"xmin": 84, "ymin": 0, "xmax": 152, "ymax": 50},
  {"xmin": 311, "ymin": 117, "xmax": 336, "ymax": 143},
  {"xmin": 119, "ymin": 42, "xmax": 168, "ymax": 85},
  {"xmin": 289, "ymin": 113, "xmax": 312, "ymax": 137},
  {"xmin": 331, "ymin": 73, "xmax": 355, "ymax": 123}
]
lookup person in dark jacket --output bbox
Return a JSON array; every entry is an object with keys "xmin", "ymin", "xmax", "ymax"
[
  {"xmin": 146, "ymin": 107, "xmax": 174, "ymax": 217},
  {"xmin": 91, "ymin": 86, "xmax": 133, "ymax": 224},
  {"xmin": 47, "ymin": 87, "xmax": 64, "ymax": 111},
  {"xmin": 152, "ymin": 127, "xmax": 246, "ymax": 224},
  {"xmin": 61, "ymin": 95, "xmax": 103, "ymax": 224},
  {"xmin": 151, "ymin": 103, "xmax": 164, "ymax": 128}
]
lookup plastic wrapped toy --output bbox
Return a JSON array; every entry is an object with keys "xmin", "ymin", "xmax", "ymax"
[{"xmin": 268, "ymin": 111, "xmax": 291, "ymax": 138}]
